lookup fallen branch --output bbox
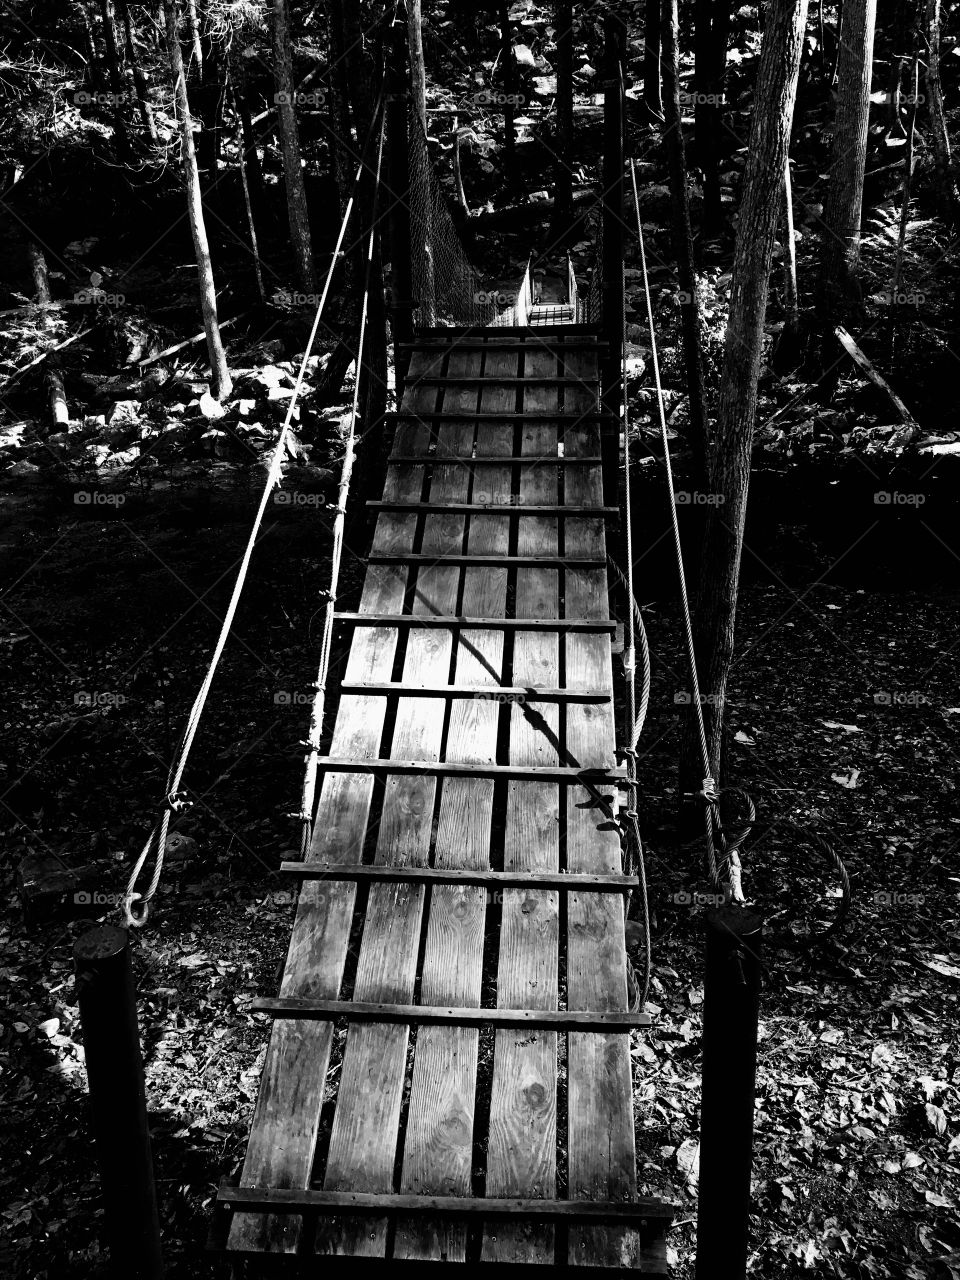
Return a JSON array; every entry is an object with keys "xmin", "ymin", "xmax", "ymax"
[
  {"xmin": 835, "ymin": 325, "xmax": 919, "ymax": 427},
  {"xmin": 4, "ymin": 327, "xmax": 92, "ymax": 388},
  {"xmin": 136, "ymin": 311, "xmax": 249, "ymax": 368}
]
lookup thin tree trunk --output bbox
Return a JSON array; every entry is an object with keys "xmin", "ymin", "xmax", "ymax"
[
  {"xmin": 451, "ymin": 113, "xmax": 470, "ymax": 217},
  {"xmin": 185, "ymin": 0, "xmax": 202, "ymax": 73},
  {"xmin": 924, "ymin": 0, "xmax": 960, "ymax": 226},
  {"xmin": 831, "ymin": 0, "xmax": 844, "ymax": 87},
  {"xmin": 162, "ymin": 0, "xmax": 232, "ymax": 399},
  {"xmin": 98, "ymin": 0, "xmax": 130, "ymax": 158},
  {"xmin": 498, "ymin": 1, "xmax": 517, "ymax": 179},
  {"xmin": 407, "ymin": 0, "xmax": 428, "ymax": 131},
  {"xmin": 817, "ymin": 0, "xmax": 877, "ymax": 327},
  {"xmin": 233, "ymin": 53, "xmax": 266, "ymax": 220},
  {"xmin": 773, "ymin": 153, "xmax": 802, "ymax": 369},
  {"xmin": 891, "ymin": 51, "xmax": 920, "ymax": 354},
  {"xmin": 231, "ymin": 76, "xmax": 265, "ymax": 302},
  {"xmin": 551, "ymin": 0, "xmax": 574, "ymax": 239},
  {"xmin": 696, "ymin": 0, "xmax": 731, "ymax": 232},
  {"xmin": 81, "ymin": 2, "xmax": 104, "ymax": 91},
  {"xmin": 662, "ymin": 0, "xmax": 709, "ymax": 488},
  {"xmin": 886, "ymin": 56, "xmax": 907, "ymax": 140},
  {"xmin": 644, "ymin": 0, "xmax": 663, "ymax": 117},
  {"xmin": 680, "ymin": 0, "xmax": 810, "ymax": 803},
  {"xmin": 273, "ymin": 0, "xmax": 316, "ymax": 293},
  {"xmin": 119, "ymin": 0, "xmax": 158, "ymax": 140},
  {"xmin": 27, "ymin": 242, "xmax": 69, "ymax": 428}
]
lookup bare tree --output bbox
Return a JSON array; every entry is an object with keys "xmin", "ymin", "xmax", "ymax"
[
  {"xmin": 680, "ymin": 0, "xmax": 810, "ymax": 799},
  {"xmin": 644, "ymin": 0, "xmax": 663, "ymax": 117},
  {"xmin": 924, "ymin": 0, "xmax": 960, "ymax": 226},
  {"xmin": 27, "ymin": 241, "xmax": 69, "ymax": 427},
  {"xmin": 118, "ymin": 0, "xmax": 157, "ymax": 139},
  {"xmin": 273, "ymin": 0, "xmax": 316, "ymax": 293},
  {"xmin": 162, "ymin": 0, "xmax": 232, "ymax": 399},
  {"xmin": 817, "ymin": 0, "xmax": 877, "ymax": 325}
]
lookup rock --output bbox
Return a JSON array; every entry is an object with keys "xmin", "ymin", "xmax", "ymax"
[{"xmin": 108, "ymin": 399, "xmax": 141, "ymax": 428}]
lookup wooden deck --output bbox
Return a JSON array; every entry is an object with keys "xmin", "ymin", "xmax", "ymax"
[{"xmin": 222, "ymin": 325, "xmax": 671, "ymax": 1271}]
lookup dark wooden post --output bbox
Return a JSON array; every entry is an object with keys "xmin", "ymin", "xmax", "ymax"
[
  {"xmin": 387, "ymin": 3, "xmax": 414, "ymax": 401},
  {"xmin": 601, "ymin": 10, "xmax": 626, "ymax": 510},
  {"xmin": 696, "ymin": 906, "xmax": 763, "ymax": 1280},
  {"xmin": 74, "ymin": 925, "xmax": 164, "ymax": 1280}
]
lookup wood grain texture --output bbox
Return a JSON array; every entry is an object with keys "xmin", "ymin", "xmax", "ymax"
[{"xmin": 482, "ymin": 351, "xmax": 562, "ymax": 1265}]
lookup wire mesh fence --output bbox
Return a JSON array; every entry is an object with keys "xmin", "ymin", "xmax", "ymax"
[
  {"xmin": 407, "ymin": 110, "xmax": 495, "ymax": 328},
  {"xmin": 581, "ymin": 211, "xmax": 604, "ymax": 324}
]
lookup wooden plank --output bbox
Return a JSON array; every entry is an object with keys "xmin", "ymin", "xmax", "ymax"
[
  {"xmin": 367, "ymin": 502, "xmax": 617, "ymax": 515},
  {"xmin": 253, "ymin": 999, "xmax": 649, "ymax": 1030},
  {"xmin": 335, "ymin": 681, "xmax": 610, "ymax": 701},
  {"xmin": 368, "ymin": 554, "xmax": 605, "ymax": 567},
  {"xmin": 279, "ymin": 865, "xmax": 638, "ymax": 890},
  {"xmin": 386, "ymin": 455, "xmax": 604, "ymax": 465},
  {"xmin": 307, "ymin": 759, "xmax": 626, "ymax": 783},
  {"xmin": 562, "ymin": 370, "xmax": 661, "ymax": 1271},
  {"xmin": 483, "ymin": 347, "xmax": 564, "ymax": 1265},
  {"xmin": 221, "ymin": 1187, "xmax": 673, "ymax": 1223},
  {"xmin": 394, "ymin": 365, "xmax": 514, "ymax": 1262},
  {"xmin": 334, "ymin": 615, "xmax": 617, "ymax": 633},
  {"xmin": 228, "ymin": 498, "xmax": 417, "ymax": 1257},
  {"xmin": 316, "ymin": 379, "xmax": 478, "ymax": 1257}
]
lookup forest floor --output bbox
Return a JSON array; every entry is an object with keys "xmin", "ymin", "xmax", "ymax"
[{"xmin": 0, "ymin": 456, "xmax": 958, "ymax": 1279}]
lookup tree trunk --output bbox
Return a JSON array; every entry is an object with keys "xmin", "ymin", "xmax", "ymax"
[
  {"xmin": 551, "ymin": 0, "xmax": 574, "ymax": 240},
  {"xmin": 816, "ymin": 0, "xmax": 877, "ymax": 328},
  {"xmin": 662, "ymin": 0, "xmax": 710, "ymax": 489},
  {"xmin": 194, "ymin": 14, "xmax": 221, "ymax": 179},
  {"xmin": 773, "ymin": 153, "xmax": 802, "ymax": 370},
  {"xmin": 233, "ymin": 53, "xmax": 266, "ymax": 221},
  {"xmin": 81, "ymin": 3, "xmax": 104, "ymax": 91},
  {"xmin": 451, "ymin": 113, "xmax": 470, "ymax": 217},
  {"xmin": 185, "ymin": 0, "xmax": 202, "ymax": 73},
  {"xmin": 98, "ymin": 0, "xmax": 130, "ymax": 158},
  {"xmin": 644, "ymin": 0, "xmax": 663, "ymax": 117},
  {"xmin": 162, "ymin": 0, "xmax": 232, "ymax": 399},
  {"xmin": 696, "ymin": 0, "xmax": 731, "ymax": 233},
  {"xmin": 924, "ymin": 0, "xmax": 960, "ymax": 226},
  {"xmin": 498, "ymin": 1, "xmax": 517, "ymax": 179},
  {"xmin": 27, "ymin": 241, "xmax": 70, "ymax": 428},
  {"xmin": 408, "ymin": 0, "xmax": 428, "ymax": 132},
  {"xmin": 891, "ymin": 51, "xmax": 920, "ymax": 354},
  {"xmin": 679, "ymin": 0, "xmax": 810, "ymax": 804},
  {"xmin": 232, "ymin": 76, "xmax": 265, "ymax": 302},
  {"xmin": 273, "ymin": 0, "xmax": 316, "ymax": 293},
  {"xmin": 118, "ymin": 0, "xmax": 158, "ymax": 140}
]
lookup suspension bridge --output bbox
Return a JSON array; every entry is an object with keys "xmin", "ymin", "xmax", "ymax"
[{"xmin": 196, "ymin": 7, "xmax": 688, "ymax": 1271}]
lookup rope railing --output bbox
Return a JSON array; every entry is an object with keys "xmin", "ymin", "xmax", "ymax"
[
  {"xmin": 120, "ymin": 96, "xmax": 388, "ymax": 927},
  {"xmin": 408, "ymin": 108, "xmax": 493, "ymax": 328}
]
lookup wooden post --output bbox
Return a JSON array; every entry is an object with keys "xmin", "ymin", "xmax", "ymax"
[
  {"xmin": 601, "ymin": 10, "xmax": 626, "ymax": 511},
  {"xmin": 387, "ymin": 4, "xmax": 414, "ymax": 399},
  {"xmin": 74, "ymin": 925, "xmax": 164, "ymax": 1280},
  {"xmin": 695, "ymin": 906, "xmax": 763, "ymax": 1280}
]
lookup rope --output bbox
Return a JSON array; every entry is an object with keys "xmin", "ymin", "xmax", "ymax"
[
  {"xmin": 121, "ymin": 95, "xmax": 387, "ymax": 928},
  {"xmin": 298, "ymin": 112, "xmax": 387, "ymax": 856},
  {"xmin": 627, "ymin": 158, "xmax": 852, "ymax": 942},
  {"xmin": 614, "ymin": 120, "xmax": 652, "ymax": 1008}
]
